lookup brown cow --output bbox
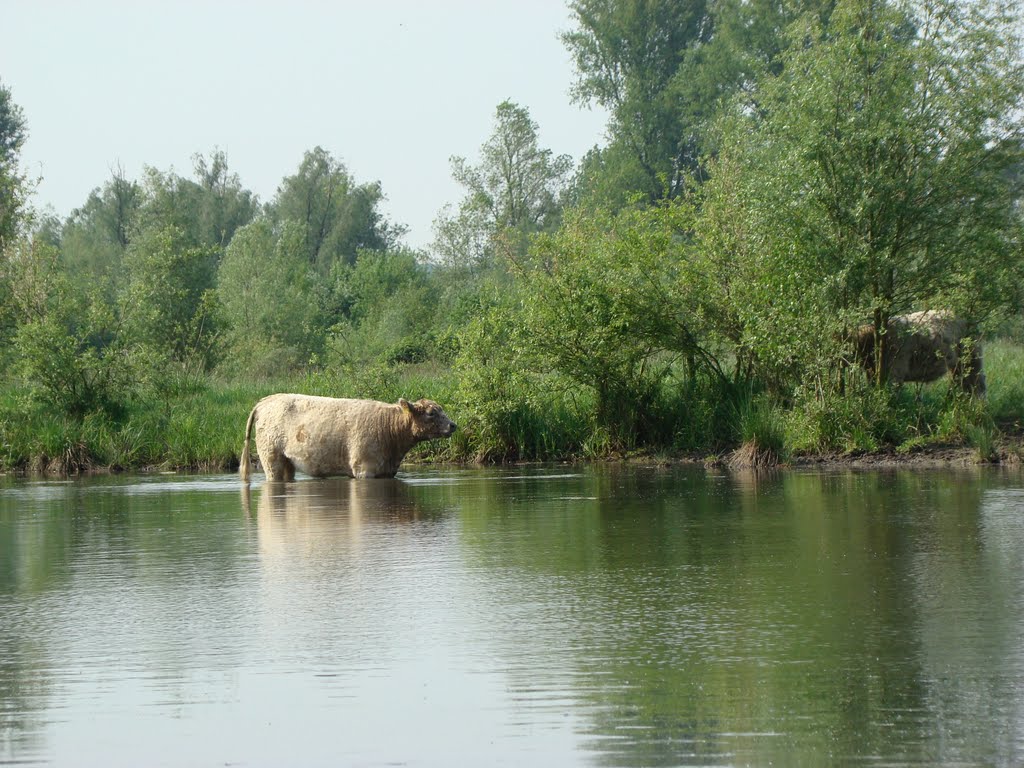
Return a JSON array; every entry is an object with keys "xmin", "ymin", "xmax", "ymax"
[
  {"xmin": 240, "ymin": 394, "xmax": 457, "ymax": 481},
  {"xmin": 852, "ymin": 310, "xmax": 985, "ymax": 395}
]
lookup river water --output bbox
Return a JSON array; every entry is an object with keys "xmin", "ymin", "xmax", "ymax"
[{"xmin": 1, "ymin": 465, "xmax": 1022, "ymax": 767}]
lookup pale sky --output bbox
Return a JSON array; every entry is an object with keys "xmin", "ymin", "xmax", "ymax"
[{"xmin": 2, "ymin": 1, "xmax": 608, "ymax": 250}]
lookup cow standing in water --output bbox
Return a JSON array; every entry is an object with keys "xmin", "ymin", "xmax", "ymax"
[
  {"xmin": 240, "ymin": 395, "xmax": 457, "ymax": 481},
  {"xmin": 852, "ymin": 310, "xmax": 985, "ymax": 395}
]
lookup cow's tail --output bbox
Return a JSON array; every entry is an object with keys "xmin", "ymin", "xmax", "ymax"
[{"xmin": 240, "ymin": 405, "xmax": 258, "ymax": 482}]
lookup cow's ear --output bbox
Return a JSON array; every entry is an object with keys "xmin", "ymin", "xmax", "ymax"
[{"xmin": 399, "ymin": 398, "xmax": 422, "ymax": 414}]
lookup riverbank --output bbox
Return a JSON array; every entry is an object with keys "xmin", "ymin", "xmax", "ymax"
[
  {"xmin": 715, "ymin": 433, "xmax": 1023, "ymax": 470},
  {"xmin": 0, "ymin": 337, "xmax": 1021, "ymax": 476},
  {"xmin": 789, "ymin": 442, "xmax": 1023, "ymax": 469},
  {"xmin": 2, "ymin": 405, "xmax": 1022, "ymax": 476},
  {"xmin": 623, "ymin": 438, "xmax": 1022, "ymax": 472},
  {"xmin": 3, "ymin": 435, "xmax": 1023, "ymax": 478}
]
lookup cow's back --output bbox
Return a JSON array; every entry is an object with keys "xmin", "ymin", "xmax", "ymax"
[{"xmin": 885, "ymin": 310, "xmax": 978, "ymax": 387}]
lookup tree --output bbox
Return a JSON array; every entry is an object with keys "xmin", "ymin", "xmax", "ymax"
[
  {"xmin": 432, "ymin": 101, "xmax": 572, "ymax": 268},
  {"xmin": 216, "ymin": 218, "xmax": 319, "ymax": 373},
  {"xmin": 5, "ymin": 237, "xmax": 139, "ymax": 417},
  {"xmin": 58, "ymin": 166, "xmax": 141, "ymax": 301},
  {"xmin": 122, "ymin": 225, "xmax": 220, "ymax": 370},
  {"xmin": 139, "ymin": 150, "xmax": 258, "ymax": 254},
  {"xmin": 512, "ymin": 200, "xmax": 725, "ymax": 447},
  {"xmin": 191, "ymin": 150, "xmax": 259, "ymax": 249},
  {"xmin": 270, "ymin": 146, "xmax": 402, "ymax": 273},
  {"xmin": 563, "ymin": 0, "xmax": 712, "ymax": 202},
  {"xmin": 0, "ymin": 80, "xmax": 28, "ymax": 247},
  {"xmin": 326, "ymin": 248, "xmax": 439, "ymax": 368},
  {"xmin": 563, "ymin": 0, "xmax": 835, "ymax": 207},
  {"xmin": 430, "ymin": 203, "xmax": 492, "ymax": 273},
  {"xmin": 699, "ymin": 0, "xmax": 1024, "ymax": 392}
]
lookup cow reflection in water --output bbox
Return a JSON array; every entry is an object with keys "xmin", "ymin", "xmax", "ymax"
[{"xmin": 243, "ymin": 478, "xmax": 424, "ymax": 559}]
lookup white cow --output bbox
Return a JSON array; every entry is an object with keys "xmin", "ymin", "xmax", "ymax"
[
  {"xmin": 853, "ymin": 310, "xmax": 985, "ymax": 395},
  {"xmin": 240, "ymin": 394, "xmax": 457, "ymax": 481}
]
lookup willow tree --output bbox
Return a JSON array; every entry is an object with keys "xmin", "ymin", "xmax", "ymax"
[
  {"xmin": 563, "ymin": 0, "xmax": 711, "ymax": 202},
  {"xmin": 433, "ymin": 100, "xmax": 572, "ymax": 270},
  {"xmin": 699, "ymin": 0, "xmax": 1024, "ymax": 392},
  {"xmin": 138, "ymin": 151, "xmax": 258, "ymax": 256},
  {"xmin": 0, "ymin": 80, "xmax": 27, "ymax": 249},
  {"xmin": 58, "ymin": 167, "xmax": 141, "ymax": 304},
  {"xmin": 121, "ymin": 225, "xmax": 220, "ymax": 371},
  {"xmin": 563, "ymin": 0, "xmax": 835, "ymax": 207},
  {"xmin": 513, "ymin": 200, "xmax": 730, "ymax": 448},
  {"xmin": 216, "ymin": 219, "xmax": 318, "ymax": 374},
  {"xmin": 270, "ymin": 147, "xmax": 402, "ymax": 273}
]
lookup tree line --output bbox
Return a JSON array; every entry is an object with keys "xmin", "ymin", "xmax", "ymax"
[{"xmin": 0, "ymin": 0, "xmax": 1022, "ymax": 466}]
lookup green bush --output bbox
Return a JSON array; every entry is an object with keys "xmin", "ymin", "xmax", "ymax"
[{"xmin": 787, "ymin": 386, "xmax": 913, "ymax": 454}]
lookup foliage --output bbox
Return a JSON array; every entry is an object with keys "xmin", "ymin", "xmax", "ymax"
[
  {"xmin": 985, "ymin": 339, "xmax": 1024, "ymax": 430},
  {"xmin": 452, "ymin": 294, "xmax": 548, "ymax": 460},
  {"xmin": 138, "ymin": 151, "xmax": 258, "ymax": 254},
  {"xmin": 58, "ymin": 166, "xmax": 140, "ymax": 295},
  {"xmin": 122, "ymin": 225, "xmax": 221, "ymax": 371},
  {"xmin": 190, "ymin": 150, "xmax": 261, "ymax": 249},
  {"xmin": 216, "ymin": 219, "xmax": 320, "ymax": 375},
  {"xmin": 0, "ymin": 79, "xmax": 28, "ymax": 248},
  {"xmin": 563, "ymin": 0, "xmax": 711, "ymax": 201},
  {"xmin": 783, "ymin": 376, "xmax": 1007, "ymax": 459},
  {"xmin": 324, "ymin": 248, "xmax": 440, "ymax": 369},
  {"xmin": 786, "ymin": 385, "xmax": 920, "ymax": 454},
  {"xmin": 4, "ymin": 238, "xmax": 141, "ymax": 418},
  {"xmin": 434, "ymin": 100, "xmax": 572, "ymax": 270},
  {"xmin": 563, "ymin": 0, "xmax": 834, "ymax": 207},
  {"xmin": 730, "ymin": 392, "xmax": 788, "ymax": 465},
  {"xmin": 1, "ymin": 1, "xmax": 1022, "ymax": 470},
  {"xmin": 342, "ymin": 248, "xmax": 429, "ymax": 324},
  {"xmin": 511, "ymin": 199, "xmax": 730, "ymax": 447},
  {"xmin": 966, "ymin": 419, "xmax": 1000, "ymax": 463},
  {"xmin": 0, "ymin": 378, "xmax": 265, "ymax": 472},
  {"xmin": 700, "ymin": 0, "xmax": 1024, "ymax": 394},
  {"xmin": 269, "ymin": 146, "xmax": 403, "ymax": 272}
]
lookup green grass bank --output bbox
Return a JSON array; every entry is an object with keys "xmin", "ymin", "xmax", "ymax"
[{"xmin": 1, "ymin": 341, "xmax": 1022, "ymax": 475}]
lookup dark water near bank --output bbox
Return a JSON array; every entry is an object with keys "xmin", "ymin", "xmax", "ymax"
[{"xmin": 1, "ymin": 466, "xmax": 1023, "ymax": 767}]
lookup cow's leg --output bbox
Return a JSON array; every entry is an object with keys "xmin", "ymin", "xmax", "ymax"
[
  {"xmin": 351, "ymin": 457, "xmax": 390, "ymax": 479},
  {"xmin": 279, "ymin": 457, "xmax": 296, "ymax": 482},
  {"xmin": 264, "ymin": 454, "xmax": 295, "ymax": 482},
  {"xmin": 349, "ymin": 444, "xmax": 377, "ymax": 479},
  {"xmin": 256, "ymin": 444, "xmax": 296, "ymax": 482}
]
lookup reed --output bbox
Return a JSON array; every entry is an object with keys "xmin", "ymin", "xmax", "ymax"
[{"xmin": 728, "ymin": 393, "xmax": 787, "ymax": 467}]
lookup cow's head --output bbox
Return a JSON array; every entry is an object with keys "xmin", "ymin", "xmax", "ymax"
[{"xmin": 400, "ymin": 398, "xmax": 458, "ymax": 441}]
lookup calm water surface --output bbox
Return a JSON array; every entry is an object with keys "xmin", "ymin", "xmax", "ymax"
[{"xmin": 1, "ymin": 465, "xmax": 1023, "ymax": 767}]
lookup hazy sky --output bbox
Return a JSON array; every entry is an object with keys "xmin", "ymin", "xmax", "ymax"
[{"xmin": 2, "ymin": 1, "xmax": 609, "ymax": 250}]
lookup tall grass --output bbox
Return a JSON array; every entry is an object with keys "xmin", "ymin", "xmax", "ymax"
[
  {"xmin": 0, "ymin": 381, "xmax": 266, "ymax": 473},
  {"xmin": 729, "ymin": 392, "xmax": 787, "ymax": 467},
  {"xmin": 985, "ymin": 339, "xmax": 1024, "ymax": 431},
  {"xmin": 785, "ymin": 385, "xmax": 930, "ymax": 455}
]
